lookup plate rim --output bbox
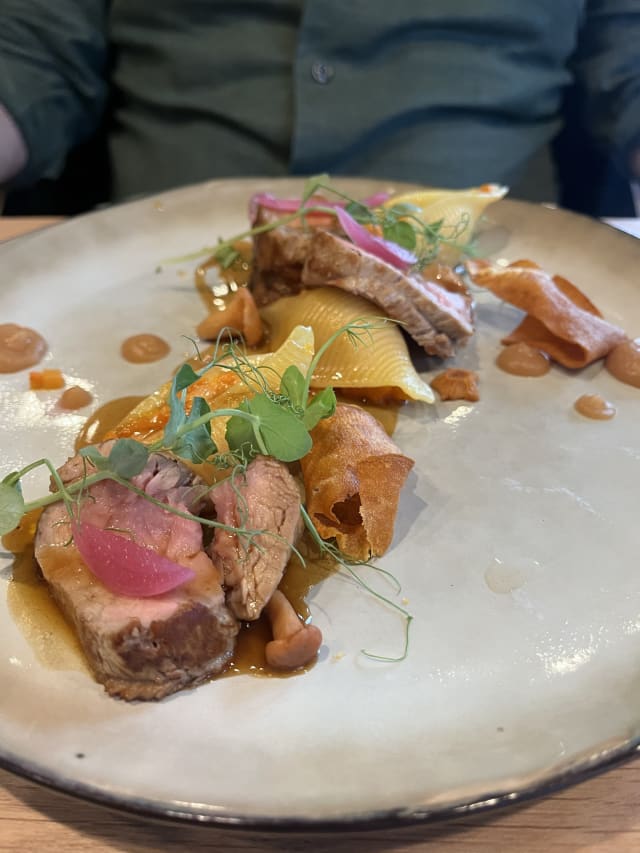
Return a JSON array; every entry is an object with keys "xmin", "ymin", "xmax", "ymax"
[{"xmin": 1, "ymin": 739, "xmax": 639, "ymax": 830}]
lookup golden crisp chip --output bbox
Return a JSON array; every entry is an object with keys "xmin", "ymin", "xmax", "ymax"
[
  {"xmin": 467, "ymin": 260, "xmax": 625, "ymax": 368},
  {"xmin": 301, "ymin": 404, "xmax": 414, "ymax": 560}
]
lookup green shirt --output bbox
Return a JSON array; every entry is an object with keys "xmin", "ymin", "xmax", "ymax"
[{"xmin": 1, "ymin": 0, "xmax": 639, "ymax": 203}]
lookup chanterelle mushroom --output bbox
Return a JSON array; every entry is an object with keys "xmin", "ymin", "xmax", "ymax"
[
  {"xmin": 196, "ymin": 287, "xmax": 263, "ymax": 346},
  {"xmin": 264, "ymin": 590, "xmax": 322, "ymax": 670}
]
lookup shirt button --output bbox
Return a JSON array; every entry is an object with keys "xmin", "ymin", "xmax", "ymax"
[{"xmin": 311, "ymin": 61, "xmax": 335, "ymax": 85}]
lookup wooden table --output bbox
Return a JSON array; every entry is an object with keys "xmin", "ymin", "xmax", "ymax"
[
  {"xmin": 2, "ymin": 763, "xmax": 640, "ymax": 852},
  {"xmin": 0, "ymin": 216, "xmax": 63, "ymax": 242},
  {"xmin": 2, "ymin": 215, "xmax": 640, "ymax": 852}
]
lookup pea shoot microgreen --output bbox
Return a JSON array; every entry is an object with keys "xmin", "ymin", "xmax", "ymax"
[{"xmin": 301, "ymin": 506, "xmax": 412, "ymax": 662}]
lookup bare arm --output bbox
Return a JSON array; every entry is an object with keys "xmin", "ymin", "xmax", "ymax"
[
  {"xmin": 0, "ymin": 104, "xmax": 27, "ymax": 187},
  {"xmin": 0, "ymin": 0, "xmax": 108, "ymax": 188}
]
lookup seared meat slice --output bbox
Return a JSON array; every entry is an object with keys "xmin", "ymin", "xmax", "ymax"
[
  {"xmin": 302, "ymin": 231, "xmax": 474, "ymax": 358},
  {"xmin": 208, "ymin": 456, "xmax": 303, "ymax": 620},
  {"xmin": 35, "ymin": 450, "xmax": 238, "ymax": 701},
  {"xmin": 250, "ymin": 205, "xmax": 339, "ymax": 306}
]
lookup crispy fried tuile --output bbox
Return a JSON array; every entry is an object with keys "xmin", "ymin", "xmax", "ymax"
[
  {"xmin": 431, "ymin": 368, "xmax": 479, "ymax": 402},
  {"xmin": 196, "ymin": 287, "xmax": 263, "ymax": 346},
  {"xmin": 301, "ymin": 404, "xmax": 414, "ymax": 560},
  {"xmin": 505, "ymin": 260, "xmax": 604, "ymax": 317},
  {"xmin": 467, "ymin": 259, "xmax": 625, "ymax": 368},
  {"xmin": 501, "ymin": 259, "xmax": 604, "ymax": 357}
]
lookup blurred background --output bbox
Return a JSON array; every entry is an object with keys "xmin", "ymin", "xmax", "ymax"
[{"xmin": 1, "ymin": 2, "xmax": 639, "ymax": 219}]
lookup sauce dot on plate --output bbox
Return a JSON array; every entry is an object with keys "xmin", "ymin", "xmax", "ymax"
[
  {"xmin": 496, "ymin": 342, "xmax": 550, "ymax": 377},
  {"xmin": 59, "ymin": 386, "xmax": 93, "ymax": 410},
  {"xmin": 484, "ymin": 557, "xmax": 528, "ymax": 594},
  {"xmin": 605, "ymin": 338, "xmax": 640, "ymax": 389},
  {"xmin": 0, "ymin": 323, "xmax": 47, "ymax": 373},
  {"xmin": 121, "ymin": 333, "xmax": 170, "ymax": 363},
  {"xmin": 574, "ymin": 394, "xmax": 616, "ymax": 420}
]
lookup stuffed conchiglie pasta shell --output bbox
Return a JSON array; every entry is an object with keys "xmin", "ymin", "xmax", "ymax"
[
  {"xmin": 261, "ymin": 288, "xmax": 434, "ymax": 403},
  {"xmin": 385, "ymin": 184, "xmax": 507, "ymax": 264},
  {"xmin": 109, "ymin": 324, "xmax": 315, "ymax": 448}
]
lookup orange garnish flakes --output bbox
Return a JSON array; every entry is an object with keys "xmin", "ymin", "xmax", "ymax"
[
  {"xmin": 467, "ymin": 259, "xmax": 626, "ymax": 368},
  {"xmin": 431, "ymin": 368, "xmax": 479, "ymax": 402},
  {"xmin": 107, "ymin": 370, "xmax": 241, "ymax": 442},
  {"xmin": 29, "ymin": 369, "xmax": 65, "ymax": 390}
]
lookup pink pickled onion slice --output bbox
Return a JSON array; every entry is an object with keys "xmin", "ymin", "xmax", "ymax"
[
  {"xmin": 249, "ymin": 191, "xmax": 391, "ymax": 220},
  {"xmin": 361, "ymin": 191, "xmax": 391, "ymax": 206},
  {"xmin": 250, "ymin": 193, "xmax": 306, "ymax": 214},
  {"xmin": 335, "ymin": 207, "xmax": 417, "ymax": 271},
  {"xmin": 249, "ymin": 192, "xmax": 338, "ymax": 218},
  {"xmin": 72, "ymin": 520, "xmax": 196, "ymax": 598}
]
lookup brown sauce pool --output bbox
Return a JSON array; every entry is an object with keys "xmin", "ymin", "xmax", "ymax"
[
  {"xmin": 0, "ymin": 323, "xmax": 48, "ymax": 373},
  {"xmin": 335, "ymin": 392, "xmax": 401, "ymax": 436},
  {"xmin": 574, "ymin": 394, "xmax": 616, "ymax": 420},
  {"xmin": 6, "ymin": 546, "xmax": 87, "ymax": 672},
  {"xmin": 195, "ymin": 241, "xmax": 253, "ymax": 312},
  {"xmin": 75, "ymin": 395, "xmax": 145, "ymax": 450},
  {"xmin": 606, "ymin": 338, "xmax": 640, "ymax": 388},
  {"xmin": 359, "ymin": 400, "xmax": 399, "ymax": 437},
  {"xmin": 223, "ymin": 543, "xmax": 336, "ymax": 678},
  {"xmin": 496, "ymin": 342, "xmax": 550, "ymax": 377},
  {"xmin": 121, "ymin": 333, "xmax": 170, "ymax": 364},
  {"xmin": 2, "ymin": 511, "xmax": 87, "ymax": 672}
]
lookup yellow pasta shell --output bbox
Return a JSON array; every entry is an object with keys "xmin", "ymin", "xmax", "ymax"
[
  {"xmin": 110, "ymin": 325, "xmax": 316, "ymax": 448},
  {"xmin": 385, "ymin": 184, "xmax": 507, "ymax": 264},
  {"xmin": 261, "ymin": 288, "xmax": 434, "ymax": 403}
]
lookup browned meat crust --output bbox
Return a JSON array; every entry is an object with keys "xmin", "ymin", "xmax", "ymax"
[
  {"xmin": 35, "ymin": 451, "xmax": 239, "ymax": 701},
  {"xmin": 208, "ymin": 456, "xmax": 303, "ymax": 621},
  {"xmin": 302, "ymin": 232, "xmax": 474, "ymax": 358},
  {"xmin": 250, "ymin": 205, "xmax": 339, "ymax": 306}
]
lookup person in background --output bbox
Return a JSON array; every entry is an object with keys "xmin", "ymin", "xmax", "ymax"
[{"xmin": 0, "ymin": 1, "xmax": 638, "ymax": 216}]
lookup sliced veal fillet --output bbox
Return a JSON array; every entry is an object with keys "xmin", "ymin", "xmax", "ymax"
[
  {"xmin": 208, "ymin": 456, "xmax": 303, "ymax": 621},
  {"xmin": 467, "ymin": 260, "xmax": 626, "ymax": 368},
  {"xmin": 35, "ymin": 450, "xmax": 238, "ymax": 701},
  {"xmin": 250, "ymin": 205, "xmax": 340, "ymax": 306},
  {"xmin": 301, "ymin": 231, "xmax": 474, "ymax": 358}
]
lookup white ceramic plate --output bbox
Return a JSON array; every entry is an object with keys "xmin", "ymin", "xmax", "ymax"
[{"xmin": 1, "ymin": 179, "xmax": 639, "ymax": 828}]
